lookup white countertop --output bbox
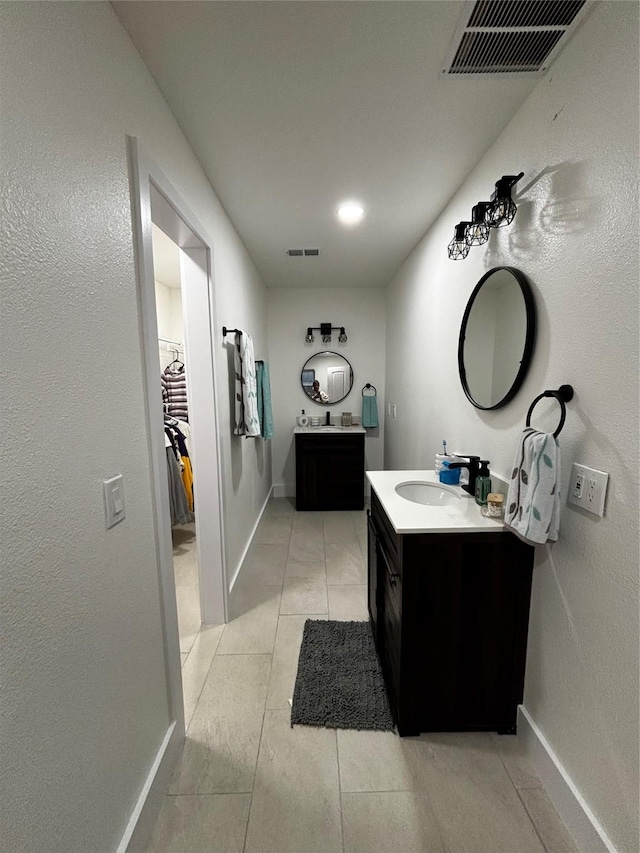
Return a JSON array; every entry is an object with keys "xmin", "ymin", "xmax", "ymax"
[
  {"xmin": 366, "ymin": 469, "xmax": 505, "ymax": 534},
  {"xmin": 294, "ymin": 425, "xmax": 366, "ymax": 434}
]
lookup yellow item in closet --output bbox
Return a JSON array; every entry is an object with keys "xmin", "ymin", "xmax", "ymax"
[{"xmin": 181, "ymin": 455, "xmax": 194, "ymax": 512}]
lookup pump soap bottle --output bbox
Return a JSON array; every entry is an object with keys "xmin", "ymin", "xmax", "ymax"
[
  {"xmin": 297, "ymin": 409, "xmax": 309, "ymax": 427},
  {"xmin": 475, "ymin": 461, "xmax": 491, "ymax": 506}
]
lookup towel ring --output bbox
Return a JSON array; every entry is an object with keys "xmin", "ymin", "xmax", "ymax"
[
  {"xmin": 526, "ymin": 385, "xmax": 574, "ymax": 437},
  {"xmin": 362, "ymin": 383, "xmax": 377, "ymax": 396}
]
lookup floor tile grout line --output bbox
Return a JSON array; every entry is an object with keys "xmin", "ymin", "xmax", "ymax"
[
  {"xmin": 184, "ymin": 630, "xmax": 224, "ymax": 733},
  {"xmin": 242, "ymin": 675, "xmax": 274, "ymax": 852},
  {"xmin": 165, "ymin": 790, "xmax": 253, "ymax": 797},
  {"xmin": 515, "ymin": 786, "xmax": 554, "ymax": 853}
]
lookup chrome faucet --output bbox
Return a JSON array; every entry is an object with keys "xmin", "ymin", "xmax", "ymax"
[{"xmin": 447, "ymin": 455, "xmax": 481, "ymax": 496}]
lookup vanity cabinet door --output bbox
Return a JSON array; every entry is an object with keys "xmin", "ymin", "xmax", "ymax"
[
  {"xmin": 295, "ymin": 434, "xmax": 364, "ymax": 510},
  {"xmin": 366, "ymin": 497, "xmax": 534, "ymax": 736},
  {"xmin": 366, "ymin": 511, "xmax": 379, "ymax": 642}
]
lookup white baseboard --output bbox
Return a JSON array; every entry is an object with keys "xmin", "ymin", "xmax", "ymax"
[
  {"xmin": 228, "ymin": 485, "xmax": 274, "ymax": 592},
  {"xmin": 517, "ymin": 706, "xmax": 617, "ymax": 853},
  {"xmin": 117, "ymin": 720, "xmax": 183, "ymax": 853}
]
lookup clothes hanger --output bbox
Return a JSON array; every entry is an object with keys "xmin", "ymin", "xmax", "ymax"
[{"xmin": 167, "ymin": 348, "xmax": 184, "ymax": 370}]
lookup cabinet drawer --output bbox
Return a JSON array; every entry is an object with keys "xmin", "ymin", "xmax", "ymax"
[{"xmin": 371, "ymin": 491, "xmax": 401, "ymax": 571}]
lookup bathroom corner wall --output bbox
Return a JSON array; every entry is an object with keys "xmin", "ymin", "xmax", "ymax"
[
  {"xmin": 267, "ymin": 288, "xmax": 386, "ymax": 497},
  {"xmin": 383, "ymin": 4, "xmax": 639, "ymax": 851}
]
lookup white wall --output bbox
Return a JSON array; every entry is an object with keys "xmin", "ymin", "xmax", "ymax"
[
  {"xmin": 267, "ymin": 288, "xmax": 386, "ymax": 497},
  {"xmin": 1, "ymin": 3, "xmax": 270, "ymax": 851},
  {"xmin": 155, "ymin": 280, "xmax": 184, "ymax": 346},
  {"xmin": 384, "ymin": 4, "xmax": 639, "ymax": 852}
]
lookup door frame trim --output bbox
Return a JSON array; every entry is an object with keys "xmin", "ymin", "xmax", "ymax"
[{"xmin": 123, "ymin": 134, "xmax": 228, "ymax": 849}]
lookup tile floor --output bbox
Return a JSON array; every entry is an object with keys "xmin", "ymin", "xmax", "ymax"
[
  {"xmin": 149, "ymin": 498, "xmax": 579, "ymax": 853},
  {"xmin": 172, "ymin": 523, "xmax": 202, "ymax": 660}
]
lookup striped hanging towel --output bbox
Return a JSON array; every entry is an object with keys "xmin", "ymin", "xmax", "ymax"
[{"xmin": 233, "ymin": 331, "xmax": 260, "ymax": 437}]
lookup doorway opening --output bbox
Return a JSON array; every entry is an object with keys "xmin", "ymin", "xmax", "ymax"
[
  {"xmin": 151, "ymin": 224, "xmax": 201, "ymax": 659},
  {"xmin": 128, "ymin": 137, "xmax": 227, "ymax": 738}
]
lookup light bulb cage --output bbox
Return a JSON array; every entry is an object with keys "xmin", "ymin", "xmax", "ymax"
[
  {"xmin": 485, "ymin": 173, "xmax": 524, "ymax": 228},
  {"xmin": 465, "ymin": 202, "xmax": 492, "ymax": 245},
  {"xmin": 448, "ymin": 222, "xmax": 472, "ymax": 260}
]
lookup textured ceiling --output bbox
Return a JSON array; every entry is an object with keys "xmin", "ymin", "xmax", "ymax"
[{"xmin": 114, "ymin": 1, "xmax": 541, "ymax": 288}]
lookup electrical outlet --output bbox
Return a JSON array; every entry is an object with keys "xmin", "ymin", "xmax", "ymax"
[
  {"xmin": 572, "ymin": 472, "xmax": 584, "ymax": 498},
  {"xmin": 568, "ymin": 463, "xmax": 608, "ymax": 517}
]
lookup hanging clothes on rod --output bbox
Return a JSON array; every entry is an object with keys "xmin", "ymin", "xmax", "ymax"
[
  {"xmin": 161, "ymin": 355, "xmax": 189, "ymax": 422},
  {"xmin": 164, "ymin": 416, "xmax": 194, "ymax": 522}
]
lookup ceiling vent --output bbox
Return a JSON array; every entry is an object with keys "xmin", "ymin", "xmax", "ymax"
[
  {"xmin": 442, "ymin": 0, "xmax": 591, "ymax": 76},
  {"xmin": 286, "ymin": 248, "xmax": 320, "ymax": 257}
]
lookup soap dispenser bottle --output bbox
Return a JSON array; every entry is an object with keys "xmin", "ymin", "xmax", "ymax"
[
  {"xmin": 475, "ymin": 460, "xmax": 491, "ymax": 506},
  {"xmin": 297, "ymin": 409, "xmax": 309, "ymax": 427}
]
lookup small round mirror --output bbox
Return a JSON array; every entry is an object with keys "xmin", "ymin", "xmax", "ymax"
[
  {"xmin": 458, "ymin": 267, "xmax": 536, "ymax": 410},
  {"xmin": 301, "ymin": 351, "xmax": 353, "ymax": 405}
]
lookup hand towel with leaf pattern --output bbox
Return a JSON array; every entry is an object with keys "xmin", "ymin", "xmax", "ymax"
[{"xmin": 505, "ymin": 428, "xmax": 561, "ymax": 545}]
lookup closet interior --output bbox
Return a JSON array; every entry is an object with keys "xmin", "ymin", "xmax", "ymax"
[{"xmin": 151, "ymin": 223, "xmax": 201, "ymax": 661}]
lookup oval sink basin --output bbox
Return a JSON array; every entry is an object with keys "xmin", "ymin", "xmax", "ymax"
[{"xmin": 395, "ymin": 481, "xmax": 460, "ymax": 507}]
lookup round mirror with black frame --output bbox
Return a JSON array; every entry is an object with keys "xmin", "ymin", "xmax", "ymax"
[
  {"xmin": 301, "ymin": 351, "xmax": 353, "ymax": 405},
  {"xmin": 458, "ymin": 267, "xmax": 536, "ymax": 410}
]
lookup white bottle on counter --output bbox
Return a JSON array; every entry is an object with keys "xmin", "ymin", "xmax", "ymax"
[{"xmin": 297, "ymin": 409, "xmax": 309, "ymax": 427}]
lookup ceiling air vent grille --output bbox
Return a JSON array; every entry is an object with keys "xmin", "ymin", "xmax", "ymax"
[
  {"xmin": 286, "ymin": 248, "xmax": 320, "ymax": 257},
  {"xmin": 443, "ymin": 0, "xmax": 590, "ymax": 75}
]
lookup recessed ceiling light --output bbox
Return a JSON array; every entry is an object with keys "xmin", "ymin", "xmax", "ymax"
[{"xmin": 336, "ymin": 201, "xmax": 365, "ymax": 226}]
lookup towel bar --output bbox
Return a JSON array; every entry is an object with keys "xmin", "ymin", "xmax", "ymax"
[
  {"xmin": 526, "ymin": 385, "xmax": 574, "ymax": 437},
  {"xmin": 222, "ymin": 326, "xmax": 242, "ymax": 337}
]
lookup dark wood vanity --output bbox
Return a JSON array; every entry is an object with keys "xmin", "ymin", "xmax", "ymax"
[
  {"xmin": 295, "ymin": 431, "xmax": 365, "ymax": 510},
  {"xmin": 368, "ymin": 490, "xmax": 534, "ymax": 736}
]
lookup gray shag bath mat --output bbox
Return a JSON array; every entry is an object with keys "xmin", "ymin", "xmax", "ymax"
[{"xmin": 291, "ymin": 619, "xmax": 394, "ymax": 731}]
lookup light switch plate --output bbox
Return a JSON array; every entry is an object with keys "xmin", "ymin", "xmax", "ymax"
[
  {"xmin": 568, "ymin": 463, "xmax": 608, "ymax": 517},
  {"xmin": 104, "ymin": 474, "xmax": 126, "ymax": 528}
]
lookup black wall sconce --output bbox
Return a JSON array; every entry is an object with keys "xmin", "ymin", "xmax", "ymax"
[
  {"xmin": 447, "ymin": 223, "xmax": 472, "ymax": 260},
  {"xmin": 305, "ymin": 323, "xmax": 348, "ymax": 344},
  {"xmin": 448, "ymin": 172, "xmax": 524, "ymax": 260},
  {"xmin": 465, "ymin": 202, "xmax": 492, "ymax": 246},
  {"xmin": 486, "ymin": 173, "xmax": 524, "ymax": 227}
]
